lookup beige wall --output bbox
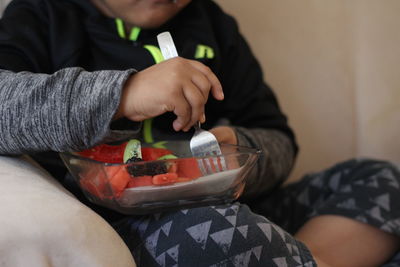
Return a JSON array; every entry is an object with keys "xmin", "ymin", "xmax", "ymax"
[
  {"xmin": 354, "ymin": 1, "xmax": 400, "ymax": 162},
  {"xmin": 215, "ymin": 0, "xmax": 400, "ymax": 180}
]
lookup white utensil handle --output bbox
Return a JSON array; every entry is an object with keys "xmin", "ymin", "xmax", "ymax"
[{"xmin": 157, "ymin": 31, "xmax": 179, "ymax": 60}]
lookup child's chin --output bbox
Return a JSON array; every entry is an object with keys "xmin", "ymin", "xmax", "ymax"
[{"xmin": 131, "ymin": 14, "xmax": 176, "ymax": 29}]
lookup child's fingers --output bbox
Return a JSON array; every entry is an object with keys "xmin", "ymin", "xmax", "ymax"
[
  {"xmin": 181, "ymin": 83, "xmax": 206, "ymax": 131},
  {"xmin": 189, "ymin": 60, "xmax": 224, "ymax": 101},
  {"xmin": 190, "ymin": 72, "xmax": 211, "ymax": 102},
  {"xmin": 172, "ymin": 95, "xmax": 191, "ymax": 131}
]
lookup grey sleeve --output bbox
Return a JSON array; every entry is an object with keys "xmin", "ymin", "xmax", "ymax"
[
  {"xmin": 0, "ymin": 67, "xmax": 135, "ymax": 154},
  {"xmin": 234, "ymin": 127, "xmax": 296, "ymax": 198}
]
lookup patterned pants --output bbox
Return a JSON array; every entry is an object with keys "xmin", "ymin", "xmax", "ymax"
[{"xmin": 112, "ymin": 159, "xmax": 400, "ymax": 267}]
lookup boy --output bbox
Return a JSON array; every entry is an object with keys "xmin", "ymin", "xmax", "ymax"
[{"xmin": 0, "ymin": 0, "xmax": 399, "ymax": 266}]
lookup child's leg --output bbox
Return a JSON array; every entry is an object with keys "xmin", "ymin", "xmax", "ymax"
[
  {"xmin": 252, "ymin": 158, "xmax": 400, "ymax": 267},
  {"xmin": 113, "ymin": 203, "xmax": 316, "ymax": 267},
  {"xmin": 296, "ymin": 215, "xmax": 400, "ymax": 267}
]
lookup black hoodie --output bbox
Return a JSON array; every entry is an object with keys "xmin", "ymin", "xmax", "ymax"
[{"xmin": 0, "ymin": 0, "xmax": 295, "ymax": 144}]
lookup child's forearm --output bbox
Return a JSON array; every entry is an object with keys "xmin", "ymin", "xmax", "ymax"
[
  {"xmin": 0, "ymin": 67, "xmax": 135, "ymax": 155},
  {"xmin": 234, "ymin": 126, "xmax": 296, "ymax": 199}
]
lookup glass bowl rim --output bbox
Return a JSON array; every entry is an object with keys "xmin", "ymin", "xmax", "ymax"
[{"xmin": 60, "ymin": 143, "xmax": 261, "ymax": 166}]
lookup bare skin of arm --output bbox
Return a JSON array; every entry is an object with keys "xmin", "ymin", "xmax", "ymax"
[{"xmin": 209, "ymin": 126, "xmax": 238, "ymax": 145}]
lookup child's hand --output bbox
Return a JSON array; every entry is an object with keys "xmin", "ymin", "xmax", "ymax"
[{"xmin": 116, "ymin": 57, "xmax": 224, "ymax": 131}]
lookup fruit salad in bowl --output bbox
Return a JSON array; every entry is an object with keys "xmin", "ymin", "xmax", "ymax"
[{"xmin": 60, "ymin": 140, "xmax": 260, "ymax": 214}]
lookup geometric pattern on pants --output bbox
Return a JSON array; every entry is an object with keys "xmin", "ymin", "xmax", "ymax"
[
  {"xmin": 113, "ymin": 203, "xmax": 315, "ymax": 267},
  {"xmin": 113, "ymin": 158, "xmax": 400, "ymax": 266},
  {"xmin": 249, "ymin": 158, "xmax": 400, "ymax": 266},
  {"xmin": 252, "ymin": 158, "xmax": 400, "ymax": 237}
]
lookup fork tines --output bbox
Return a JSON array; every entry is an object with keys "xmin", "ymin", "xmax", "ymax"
[{"xmin": 196, "ymin": 151, "xmax": 227, "ymax": 175}]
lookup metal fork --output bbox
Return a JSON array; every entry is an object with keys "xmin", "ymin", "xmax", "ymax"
[
  {"xmin": 157, "ymin": 31, "xmax": 226, "ymax": 174},
  {"xmin": 190, "ymin": 122, "xmax": 227, "ymax": 174}
]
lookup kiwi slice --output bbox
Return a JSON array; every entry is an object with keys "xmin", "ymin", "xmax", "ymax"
[
  {"xmin": 157, "ymin": 154, "xmax": 178, "ymax": 160},
  {"xmin": 123, "ymin": 139, "xmax": 142, "ymax": 163}
]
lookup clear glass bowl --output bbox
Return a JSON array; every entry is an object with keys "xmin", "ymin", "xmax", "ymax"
[{"xmin": 60, "ymin": 141, "xmax": 260, "ymax": 214}]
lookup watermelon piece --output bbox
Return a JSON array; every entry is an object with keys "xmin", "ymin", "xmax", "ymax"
[
  {"xmin": 127, "ymin": 176, "xmax": 153, "ymax": 188},
  {"xmin": 80, "ymin": 178, "xmax": 104, "ymax": 199},
  {"xmin": 105, "ymin": 165, "xmax": 124, "ymax": 177},
  {"xmin": 79, "ymin": 167, "xmax": 108, "ymax": 199},
  {"xmin": 152, "ymin": 173, "xmax": 178, "ymax": 185},
  {"xmin": 78, "ymin": 143, "xmax": 128, "ymax": 163},
  {"xmin": 177, "ymin": 158, "xmax": 202, "ymax": 179},
  {"xmin": 77, "ymin": 143, "xmax": 207, "ymax": 196},
  {"xmin": 108, "ymin": 166, "xmax": 131, "ymax": 197}
]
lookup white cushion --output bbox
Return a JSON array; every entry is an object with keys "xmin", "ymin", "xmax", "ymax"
[{"xmin": 0, "ymin": 155, "xmax": 136, "ymax": 267}]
